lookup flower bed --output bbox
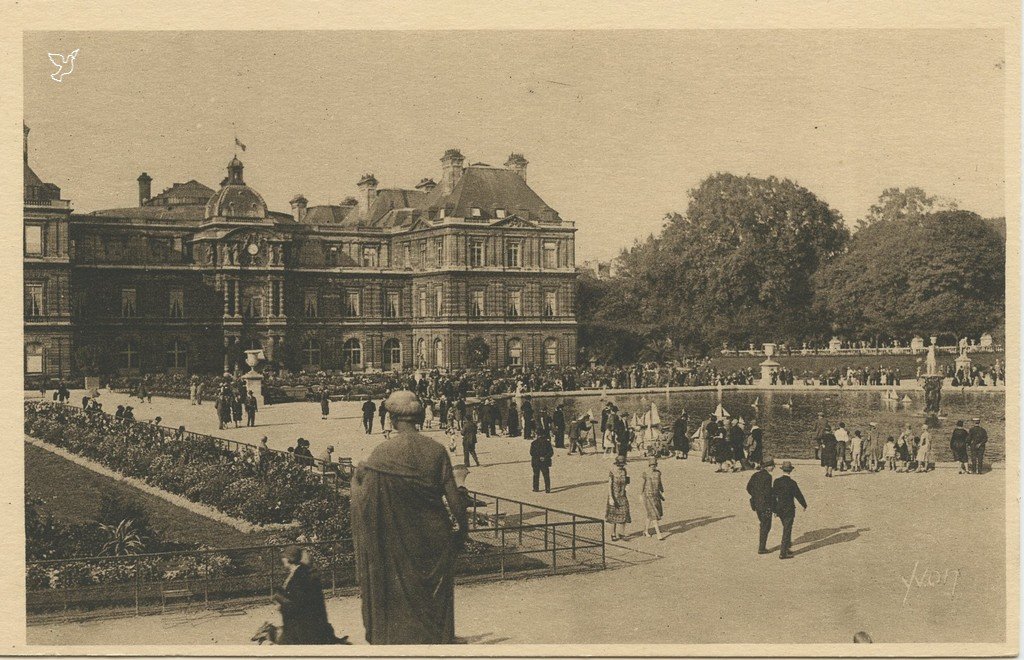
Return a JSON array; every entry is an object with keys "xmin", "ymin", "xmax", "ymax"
[{"xmin": 24, "ymin": 402, "xmax": 346, "ymax": 531}]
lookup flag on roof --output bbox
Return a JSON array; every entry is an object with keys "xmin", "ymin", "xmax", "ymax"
[{"xmin": 235, "ymin": 137, "xmax": 247, "ymax": 152}]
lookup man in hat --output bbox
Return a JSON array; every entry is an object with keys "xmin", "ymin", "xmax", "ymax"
[
  {"xmin": 461, "ymin": 415, "xmax": 480, "ymax": 467},
  {"xmin": 746, "ymin": 456, "xmax": 775, "ymax": 554},
  {"xmin": 530, "ymin": 428, "xmax": 554, "ymax": 492},
  {"xmin": 812, "ymin": 412, "xmax": 826, "ymax": 460},
  {"xmin": 771, "ymin": 461, "xmax": 807, "ymax": 559},
  {"xmin": 361, "ymin": 397, "xmax": 376, "ymax": 434},
  {"xmin": 245, "ymin": 389, "xmax": 258, "ymax": 427},
  {"xmin": 968, "ymin": 418, "xmax": 988, "ymax": 474},
  {"xmin": 272, "ymin": 545, "xmax": 334, "ymax": 644},
  {"xmin": 351, "ymin": 391, "xmax": 467, "ymax": 645}
]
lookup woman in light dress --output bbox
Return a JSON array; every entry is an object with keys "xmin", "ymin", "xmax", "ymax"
[
  {"xmin": 422, "ymin": 398, "xmax": 435, "ymax": 429},
  {"xmin": 916, "ymin": 424, "xmax": 931, "ymax": 472},
  {"xmin": 641, "ymin": 457, "xmax": 665, "ymax": 540},
  {"xmin": 605, "ymin": 455, "xmax": 631, "ymax": 541}
]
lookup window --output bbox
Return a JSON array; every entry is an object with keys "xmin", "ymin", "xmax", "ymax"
[
  {"xmin": 304, "ymin": 291, "xmax": 318, "ymax": 318},
  {"xmin": 25, "ymin": 225, "xmax": 42, "ymax": 256},
  {"xmin": 362, "ymin": 246, "xmax": 379, "ymax": 268},
  {"xmin": 433, "ymin": 338, "xmax": 444, "ymax": 368},
  {"xmin": 25, "ymin": 284, "xmax": 43, "ymax": 318},
  {"xmin": 435, "ymin": 239, "xmax": 444, "ymax": 267},
  {"xmin": 543, "ymin": 291, "xmax": 557, "ymax": 317},
  {"xmin": 507, "ymin": 339, "xmax": 523, "ymax": 367},
  {"xmin": 471, "ymin": 207, "xmax": 481, "ymax": 218},
  {"xmin": 121, "ymin": 288, "xmax": 137, "ymax": 318},
  {"xmin": 542, "ymin": 241, "xmax": 558, "ymax": 269},
  {"xmin": 167, "ymin": 340, "xmax": 187, "ymax": 369},
  {"xmin": 385, "ymin": 291, "xmax": 400, "ymax": 318},
  {"xmin": 326, "ymin": 245, "xmax": 339, "ymax": 266},
  {"xmin": 302, "ymin": 338, "xmax": 321, "ymax": 369},
  {"xmin": 505, "ymin": 241, "xmax": 521, "ymax": 267},
  {"xmin": 469, "ymin": 240, "xmax": 484, "ymax": 267},
  {"xmin": 403, "ymin": 244, "xmax": 411, "ymax": 268},
  {"xmin": 434, "ymin": 287, "xmax": 443, "ymax": 316},
  {"xmin": 438, "ymin": 208, "xmax": 446, "ymax": 219},
  {"xmin": 419, "ymin": 289, "xmax": 428, "ymax": 317},
  {"xmin": 245, "ymin": 295, "xmax": 263, "ymax": 318},
  {"xmin": 344, "ymin": 291, "xmax": 361, "ymax": 317},
  {"xmin": 383, "ymin": 338, "xmax": 402, "ymax": 370},
  {"xmin": 508, "ymin": 290, "xmax": 522, "ymax": 318},
  {"xmin": 168, "ymin": 289, "xmax": 184, "ymax": 318},
  {"xmin": 420, "ymin": 241, "xmax": 428, "ymax": 267},
  {"xmin": 543, "ymin": 338, "xmax": 559, "ymax": 366},
  {"xmin": 470, "ymin": 290, "xmax": 484, "ymax": 318},
  {"xmin": 120, "ymin": 340, "xmax": 140, "ymax": 370},
  {"xmin": 173, "ymin": 237, "xmax": 183, "ymax": 256},
  {"xmin": 343, "ymin": 338, "xmax": 362, "ymax": 370},
  {"xmin": 25, "ymin": 343, "xmax": 43, "ymax": 374},
  {"xmin": 495, "ymin": 209, "xmax": 506, "ymax": 219}
]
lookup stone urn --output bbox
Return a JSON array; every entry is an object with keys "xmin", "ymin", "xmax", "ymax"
[{"xmin": 242, "ymin": 349, "xmax": 265, "ymax": 406}]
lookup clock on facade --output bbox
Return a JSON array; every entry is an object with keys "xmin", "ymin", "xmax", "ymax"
[{"xmin": 246, "ymin": 242, "xmax": 260, "ymax": 256}]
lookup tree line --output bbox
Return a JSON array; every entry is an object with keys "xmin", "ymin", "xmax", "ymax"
[{"xmin": 577, "ymin": 177, "xmax": 1005, "ymax": 364}]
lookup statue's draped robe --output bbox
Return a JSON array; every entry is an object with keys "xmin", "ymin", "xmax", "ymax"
[{"xmin": 352, "ymin": 430, "xmax": 467, "ymax": 645}]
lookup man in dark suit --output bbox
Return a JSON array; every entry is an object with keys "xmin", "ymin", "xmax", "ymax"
[
  {"xmin": 530, "ymin": 432, "xmax": 554, "ymax": 493},
  {"xmin": 771, "ymin": 461, "xmax": 807, "ymax": 559},
  {"xmin": 361, "ymin": 398, "xmax": 376, "ymax": 434},
  {"xmin": 522, "ymin": 397, "xmax": 535, "ymax": 439},
  {"xmin": 950, "ymin": 420, "xmax": 970, "ymax": 473},
  {"xmin": 746, "ymin": 456, "xmax": 775, "ymax": 554},
  {"xmin": 462, "ymin": 417, "xmax": 480, "ymax": 467},
  {"xmin": 245, "ymin": 391, "xmax": 258, "ymax": 427},
  {"xmin": 968, "ymin": 417, "xmax": 988, "ymax": 474},
  {"xmin": 272, "ymin": 546, "xmax": 333, "ymax": 644},
  {"xmin": 553, "ymin": 405, "xmax": 566, "ymax": 449}
]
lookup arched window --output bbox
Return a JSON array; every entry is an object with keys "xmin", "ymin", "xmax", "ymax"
[
  {"xmin": 120, "ymin": 340, "xmax": 140, "ymax": 370},
  {"xmin": 433, "ymin": 338, "xmax": 444, "ymax": 368},
  {"xmin": 302, "ymin": 338, "xmax": 321, "ymax": 369},
  {"xmin": 25, "ymin": 342, "xmax": 43, "ymax": 374},
  {"xmin": 417, "ymin": 338, "xmax": 427, "ymax": 368},
  {"xmin": 167, "ymin": 340, "xmax": 188, "ymax": 369},
  {"xmin": 507, "ymin": 339, "xmax": 523, "ymax": 367},
  {"xmin": 343, "ymin": 338, "xmax": 363, "ymax": 371},
  {"xmin": 383, "ymin": 338, "xmax": 402, "ymax": 371},
  {"xmin": 543, "ymin": 338, "xmax": 559, "ymax": 366}
]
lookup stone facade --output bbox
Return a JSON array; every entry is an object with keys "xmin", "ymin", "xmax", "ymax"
[{"xmin": 24, "ymin": 134, "xmax": 577, "ymax": 379}]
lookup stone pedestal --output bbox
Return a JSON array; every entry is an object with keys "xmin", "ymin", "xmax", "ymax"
[
  {"xmin": 955, "ymin": 353, "xmax": 973, "ymax": 377},
  {"xmin": 242, "ymin": 371, "xmax": 264, "ymax": 407},
  {"xmin": 760, "ymin": 358, "xmax": 781, "ymax": 384},
  {"xmin": 828, "ymin": 337, "xmax": 842, "ymax": 354},
  {"xmin": 922, "ymin": 375, "xmax": 943, "ymax": 414}
]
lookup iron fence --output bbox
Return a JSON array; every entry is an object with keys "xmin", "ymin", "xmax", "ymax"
[{"xmin": 27, "ymin": 500, "xmax": 605, "ymax": 618}]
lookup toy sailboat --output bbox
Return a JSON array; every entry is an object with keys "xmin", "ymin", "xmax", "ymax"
[{"xmin": 715, "ymin": 403, "xmax": 730, "ymax": 419}]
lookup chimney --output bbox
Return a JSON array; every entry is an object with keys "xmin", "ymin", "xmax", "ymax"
[
  {"xmin": 440, "ymin": 149, "xmax": 465, "ymax": 195},
  {"xmin": 357, "ymin": 174, "xmax": 378, "ymax": 213},
  {"xmin": 23, "ymin": 124, "xmax": 29, "ymax": 164},
  {"xmin": 415, "ymin": 178, "xmax": 437, "ymax": 192},
  {"xmin": 290, "ymin": 194, "xmax": 308, "ymax": 222},
  {"xmin": 505, "ymin": 153, "xmax": 528, "ymax": 182},
  {"xmin": 137, "ymin": 172, "xmax": 152, "ymax": 206}
]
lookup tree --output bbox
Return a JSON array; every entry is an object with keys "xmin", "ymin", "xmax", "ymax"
[
  {"xmin": 465, "ymin": 336, "xmax": 490, "ymax": 368},
  {"xmin": 814, "ymin": 210, "xmax": 1004, "ymax": 340},
  {"xmin": 74, "ymin": 345, "xmax": 105, "ymax": 377},
  {"xmin": 606, "ymin": 173, "xmax": 848, "ymax": 353},
  {"xmin": 858, "ymin": 187, "xmax": 957, "ymax": 230},
  {"xmin": 575, "ymin": 271, "xmax": 649, "ymax": 363}
]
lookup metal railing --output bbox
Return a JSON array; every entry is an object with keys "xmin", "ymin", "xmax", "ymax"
[{"xmin": 27, "ymin": 503, "xmax": 606, "ymax": 618}]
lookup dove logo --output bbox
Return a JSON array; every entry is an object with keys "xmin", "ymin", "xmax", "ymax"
[{"xmin": 48, "ymin": 49, "xmax": 79, "ymax": 83}]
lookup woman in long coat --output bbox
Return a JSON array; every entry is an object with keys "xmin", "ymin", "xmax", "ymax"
[
  {"xmin": 506, "ymin": 401, "xmax": 521, "ymax": 437},
  {"xmin": 605, "ymin": 455, "xmax": 631, "ymax": 540},
  {"xmin": 641, "ymin": 457, "xmax": 665, "ymax": 540},
  {"xmin": 820, "ymin": 424, "xmax": 837, "ymax": 477},
  {"xmin": 231, "ymin": 394, "xmax": 243, "ymax": 428},
  {"xmin": 672, "ymin": 413, "xmax": 690, "ymax": 459},
  {"xmin": 320, "ymin": 390, "xmax": 330, "ymax": 420}
]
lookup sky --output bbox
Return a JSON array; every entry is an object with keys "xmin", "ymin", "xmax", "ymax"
[{"xmin": 24, "ymin": 30, "xmax": 1006, "ymax": 261}]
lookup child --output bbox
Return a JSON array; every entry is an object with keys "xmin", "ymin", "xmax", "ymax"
[
  {"xmin": 883, "ymin": 436, "xmax": 897, "ymax": 471},
  {"xmin": 850, "ymin": 430, "xmax": 863, "ymax": 471},
  {"xmin": 641, "ymin": 457, "xmax": 665, "ymax": 540}
]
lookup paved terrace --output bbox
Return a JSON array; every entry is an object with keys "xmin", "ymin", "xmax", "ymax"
[{"xmin": 27, "ymin": 391, "xmax": 1010, "ymax": 647}]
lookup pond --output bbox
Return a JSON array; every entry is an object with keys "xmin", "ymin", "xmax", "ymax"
[{"xmin": 518, "ymin": 389, "xmax": 1006, "ymax": 462}]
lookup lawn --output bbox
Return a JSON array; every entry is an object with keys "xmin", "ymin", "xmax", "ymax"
[{"xmin": 25, "ymin": 443, "xmax": 275, "ymax": 549}]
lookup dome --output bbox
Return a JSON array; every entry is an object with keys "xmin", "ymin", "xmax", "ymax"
[{"xmin": 204, "ymin": 157, "xmax": 268, "ymax": 221}]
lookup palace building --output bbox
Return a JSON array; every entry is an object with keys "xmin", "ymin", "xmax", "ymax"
[{"xmin": 23, "ymin": 127, "xmax": 577, "ymax": 380}]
